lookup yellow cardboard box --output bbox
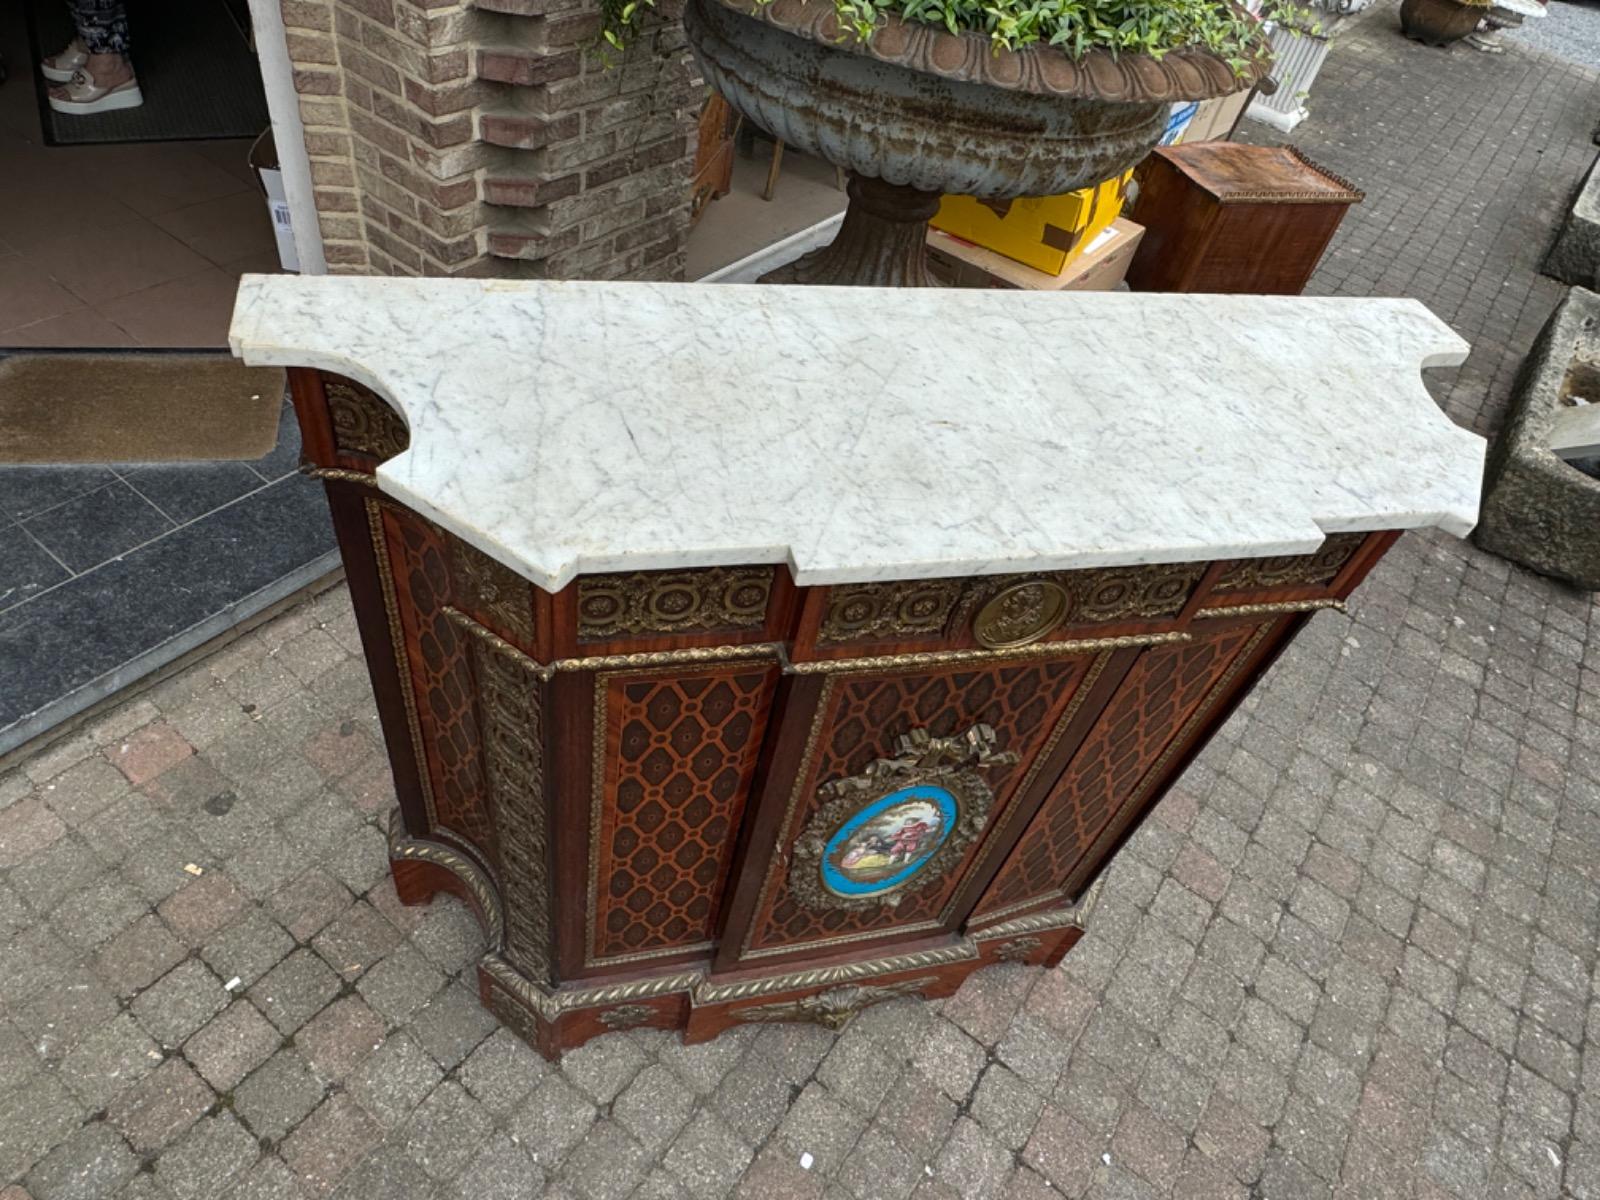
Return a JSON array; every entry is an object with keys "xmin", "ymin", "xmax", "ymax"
[{"xmin": 929, "ymin": 169, "xmax": 1132, "ymax": 276}]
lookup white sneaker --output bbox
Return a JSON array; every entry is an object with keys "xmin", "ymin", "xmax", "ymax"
[
  {"xmin": 48, "ymin": 68, "xmax": 143, "ymax": 115},
  {"xmin": 40, "ymin": 38, "xmax": 87, "ymax": 83}
]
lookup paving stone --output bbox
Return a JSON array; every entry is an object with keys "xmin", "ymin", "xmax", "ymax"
[
  {"xmin": 732, "ymin": 1144, "xmax": 824, "ymax": 1200},
  {"xmin": 248, "ymin": 947, "xmax": 342, "ymax": 1035},
  {"xmin": 1023, "ymin": 1103, "xmax": 1103, "ymax": 1197},
  {"xmin": 932, "ymin": 1117, "xmax": 1011, "ymax": 1200},
  {"xmin": 1135, "ymin": 1049, "xmax": 1214, "ymax": 1134},
  {"xmin": 902, "ymin": 1018, "xmax": 982, "ymax": 1106},
  {"xmin": 231, "ymin": 1049, "xmax": 324, "ymax": 1142},
  {"xmin": 346, "ymin": 1029, "xmax": 442, "ymax": 1128},
  {"xmin": 23, "ymin": 1120, "xmax": 138, "ymax": 1200},
  {"xmin": 311, "ymin": 900, "xmax": 402, "ymax": 981},
  {"xmin": 776, "ymin": 1082, "xmax": 865, "ymax": 1176},
  {"xmin": 509, "ymin": 1074, "xmax": 597, "ymax": 1168},
  {"xmin": 0, "ymin": 796, "xmax": 67, "ymax": 868},
  {"xmin": 657, "ymin": 1027, "xmax": 756, "ymax": 1096},
  {"xmin": 970, "ymin": 1063, "xmax": 1046, "ymax": 1151},
  {"xmin": 295, "ymin": 995, "xmax": 386, "ymax": 1082},
  {"xmin": 42, "ymin": 757, "xmax": 134, "ymax": 827},
  {"xmin": 156, "ymin": 874, "xmax": 246, "ymax": 947},
  {"xmin": 0, "ymin": 1075, "xmax": 85, "ymax": 1182},
  {"xmin": 559, "ymin": 1119, "xmax": 651, "ymax": 1200},
  {"xmin": 279, "ymin": 1094, "xmax": 382, "ymax": 1196},
  {"xmin": 558, "ymin": 1028, "xmax": 649, "ymax": 1105},
  {"xmin": 617, "ymin": 1061, "xmax": 700, "ymax": 1152},
  {"xmin": 131, "ymin": 958, "xmax": 230, "ymax": 1050},
  {"xmin": 663, "ymin": 1110, "xmax": 754, "ymax": 1197},
  {"xmin": 456, "ymin": 1026, "xmax": 548, "ymax": 1116},
  {"xmin": 995, "ymin": 1013, "xmax": 1074, "ymax": 1092},
  {"xmin": 452, "ymin": 1133, "xmax": 546, "ymax": 1200},
  {"xmin": 874, "ymin": 1068, "xmax": 958, "ymax": 1164},
  {"xmin": 12, "ymin": 836, "xmax": 107, "ymax": 918},
  {"xmin": 401, "ymin": 1080, "xmax": 493, "ymax": 1181},
  {"xmin": 50, "ymin": 876, "xmax": 147, "ymax": 952},
  {"xmin": 1053, "ymin": 1050, "xmax": 1132, "ymax": 1138},
  {"xmin": 836, "ymin": 1125, "xmax": 920, "ymax": 1200},
  {"xmin": 106, "ymin": 1058, "xmax": 215, "ymax": 1153},
  {"xmin": 152, "ymin": 1112, "xmax": 259, "ymax": 1200},
  {"xmin": 93, "ymin": 914, "xmax": 187, "ymax": 998},
  {"xmin": 408, "ymin": 894, "xmax": 485, "ymax": 973},
  {"xmin": 200, "ymin": 910, "xmax": 294, "ymax": 991},
  {"xmin": 57, "ymin": 1012, "xmax": 161, "ymax": 1108},
  {"xmin": 319, "ymin": 1151, "xmax": 435, "ymax": 1200},
  {"xmin": 1111, "ymin": 1103, "xmax": 1188, "ymax": 1194},
  {"xmin": 185, "ymin": 1000, "xmax": 281, "ymax": 1090},
  {"xmin": 265, "ymin": 869, "xmax": 353, "ymax": 944}
]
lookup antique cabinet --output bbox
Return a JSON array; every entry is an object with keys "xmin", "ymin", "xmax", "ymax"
[
  {"xmin": 231, "ymin": 275, "xmax": 1482, "ymax": 1058},
  {"xmin": 1126, "ymin": 142, "xmax": 1364, "ymax": 295}
]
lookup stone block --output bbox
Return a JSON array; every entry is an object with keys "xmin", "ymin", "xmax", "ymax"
[
  {"xmin": 1543, "ymin": 153, "xmax": 1600, "ymax": 287},
  {"xmin": 1476, "ymin": 286, "xmax": 1600, "ymax": 590}
]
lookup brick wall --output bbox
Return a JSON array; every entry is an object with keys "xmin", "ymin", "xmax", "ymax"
[{"xmin": 276, "ymin": 0, "xmax": 697, "ymax": 280}]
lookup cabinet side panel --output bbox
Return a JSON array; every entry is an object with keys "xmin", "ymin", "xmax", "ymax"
[
  {"xmin": 380, "ymin": 505, "xmax": 496, "ymax": 868},
  {"xmin": 972, "ymin": 621, "xmax": 1272, "ymax": 923},
  {"xmin": 585, "ymin": 664, "xmax": 780, "ymax": 970}
]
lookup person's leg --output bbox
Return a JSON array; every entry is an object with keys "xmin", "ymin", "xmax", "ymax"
[
  {"xmin": 69, "ymin": 0, "xmax": 132, "ymax": 55},
  {"xmin": 48, "ymin": 0, "xmax": 140, "ymax": 114}
]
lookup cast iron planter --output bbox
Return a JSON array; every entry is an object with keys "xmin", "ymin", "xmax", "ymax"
[
  {"xmin": 1399, "ymin": 0, "xmax": 1486, "ymax": 45},
  {"xmin": 684, "ymin": 0, "xmax": 1268, "ymax": 285}
]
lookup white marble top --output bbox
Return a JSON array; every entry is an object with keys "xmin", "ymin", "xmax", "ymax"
[{"xmin": 230, "ymin": 275, "xmax": 1483, "ymax": 592}]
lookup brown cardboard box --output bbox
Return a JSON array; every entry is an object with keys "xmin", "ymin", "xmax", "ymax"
[
  {"xmin": 927, "ymin": 217, "xmax": 1145, "ymax": 291},
  {"xmin": 1183, "ymin": 89, "xmax": 1253, "ymax": 143}
]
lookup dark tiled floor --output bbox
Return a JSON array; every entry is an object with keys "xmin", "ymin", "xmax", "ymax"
[{"xmin": 0, "ymin": 401, "xmax": 337, "ymax": 756}]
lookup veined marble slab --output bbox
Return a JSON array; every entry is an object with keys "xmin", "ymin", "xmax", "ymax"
[{"xmin": 230, "ymin": 275, "xmax": 1482, "ymax": 592}]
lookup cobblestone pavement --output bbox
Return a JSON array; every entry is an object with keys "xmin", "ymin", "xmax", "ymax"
[{"xmin": 3, "ymin": 10, "xmax": 1600, "ymax": 1200}]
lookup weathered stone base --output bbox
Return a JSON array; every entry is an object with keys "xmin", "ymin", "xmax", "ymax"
[
  {"xmin": 1542, "ymin": 151, "xmax": 1600, "ymax": 287},
  {"xmin": 1474, "ymin": 285, "xmax": 1600, "ymax": 589}
]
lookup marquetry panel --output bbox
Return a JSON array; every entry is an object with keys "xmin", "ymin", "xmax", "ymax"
[
  {"xmin": 468, "ymin": 630, "xmax": 549, "ymax": 981},
  {"xmin": 973, "ymin": 622, "xmax": 1270, "ymax": 920},
  {"xmin": 810, "ymin": 563, "xmax": 1207, "ymax": 653},
  {"xmin": 590, "ymin": 665, "xmax": 779, "ymax": 964},
  {"xmin": 449, "ymin": 537, "xmax": 537, "ymax": 652},
  {"xmin": 1214, "ymin": 533, "xmax": 1365, "ymax": 593},
  {"xmin": 576, "ymin": 567, "xmax": 774, "ymax": 642},
  {"xmin": 739, "ymin": 656, "xmax": 1094, "ymax": 959},
  {"xmin": 326, "ymin": 379, "xmax": 409, "ymax": 463},
  {"xmin": 383, "ymin": 509, "xmax": 494, "ymax": 861}
]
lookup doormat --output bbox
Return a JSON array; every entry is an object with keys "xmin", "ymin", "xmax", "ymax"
[
  {"xmin": 25, "ymin": 0, "xmax": 270, "ymax": 145},
  {"xmin": 0, "ymin": 351, "xmax": 285, "ymax": 463}
]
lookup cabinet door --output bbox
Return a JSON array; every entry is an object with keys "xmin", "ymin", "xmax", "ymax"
[
  {"xmin": 971, "ymin": 618, "xmax": 1286, "ymax": 926},
  {"xmin": 716, "ymin": 653, "xmax": 1106, "ymax": 971},
  {"xmin": 559, "ymin": 661, "xmax": 781, "ymax": 979}
]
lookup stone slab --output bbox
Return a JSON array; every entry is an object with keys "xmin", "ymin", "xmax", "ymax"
[{"xmin": 231, "ymin": 276, "xmax": 1483, "ymax": 591}]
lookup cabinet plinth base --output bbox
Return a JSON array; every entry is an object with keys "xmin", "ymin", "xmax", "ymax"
[{"xmin": 390, "ymin": 813, "xmax": 1091, "ymax": 1060}]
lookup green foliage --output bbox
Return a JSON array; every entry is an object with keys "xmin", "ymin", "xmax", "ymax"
[{"xmin": 602, "ymin": 0, "xmax": 1278, "ymax": 64}]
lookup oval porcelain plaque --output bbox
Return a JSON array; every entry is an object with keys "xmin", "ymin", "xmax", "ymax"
[{"xmin": 820, "ymin": 784, "xmax": 958, "ymax": 898}]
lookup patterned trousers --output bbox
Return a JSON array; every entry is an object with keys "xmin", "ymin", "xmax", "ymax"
[{"xmin": 67, "ymin": 0, "xmax": 130, "ymax": 54}]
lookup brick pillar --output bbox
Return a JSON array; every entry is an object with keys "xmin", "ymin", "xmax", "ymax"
[{"xmin": 276, "ymin": 0, "xmax": 697, "ymax": 280}]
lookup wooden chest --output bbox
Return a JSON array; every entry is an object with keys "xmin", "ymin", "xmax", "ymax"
[{"xmin": 1126, "ymin": 142, "xmax": 1363, "ymax": 295}]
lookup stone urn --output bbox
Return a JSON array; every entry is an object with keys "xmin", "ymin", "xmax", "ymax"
[
  {"xmin": 684, "ymin": 0, "xmax": 1269, "ymax": 285},
  {"xmin": 1399, "ymin": 0, "xmax": 1488, "ymax": 44}
]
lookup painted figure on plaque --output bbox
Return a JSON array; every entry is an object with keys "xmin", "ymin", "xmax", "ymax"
[{"xmin": 822, "ymin": 785, "xmax": 957, "ymax": 897}]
